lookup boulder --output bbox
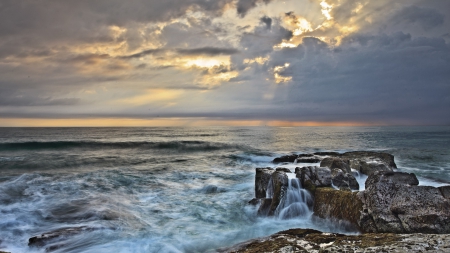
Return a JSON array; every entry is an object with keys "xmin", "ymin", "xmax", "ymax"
[
  {"xmin": 313, "ymin": 187, "xmax": 364, "ymax": 231},
  {"xmin": 255, "ymin": 168, "xmax": 274, "ymax": 198},
  {"xmin": 331, "ymin": 169, "xmax": 359, "ymax": 191},
  {"xmin": 267, "ymin": 171, "xmax": 289, "ymax": 216},
  {"xmin": 320, "ymin": 158, "xmax": 351, "ymax": 174},
  {"xmin": 360, "ymin": 171, "xmax": 450, "ymax": 233},
  {"xmin": 296, "ymin": 157, "xmax": 322, "ymax": 163},
  {"xmin": 343, "ymin": 151, "xmax": 397, "ymax": 175},
  {"xmin": 296, "ymin": 166, "xmax": 332, "ymax": 193},
  {"xmin": 390, "ymin": 185, "xmax": 450, "ymax": 233},
  {"xmin": 272, "ymin": 154, "xmax": 298, "ymax": 164},
  {"xmin": 275, "ymin": 167, "xmax": 292, "ymax": 173}
]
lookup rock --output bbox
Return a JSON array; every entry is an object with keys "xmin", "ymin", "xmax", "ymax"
[
  {"xmin": 296, "ymin": 157, "xmax": 322, "ymax": 163},
  {"xmin": 320, "ymin": 158, "xmax": 351, "ymax": 174},
  {"xmin": 276, "ymin": 167, "xmax": 292, "ymax": 173},
  {"xmin": 298, "ymin": 153, "xmax": 314, "ymax": 158},
  {"xmin": 360, "ymin": 171, "xmax": 450, "ymax": 233},
  {"xmin": 248, "ymin": 198, "xmax": 260, "ymax": 205},
  {"xmin": 267, "ymin": 171, "xmax": 289, "ymax": 216},
  {"xmin": 255, "ymin": 167, "xmax": 274, "ymax": 198},
  {"xmin": 257, "ymin": 198, "xmax": 272, "ymax": 216},
  {"xmin": 343, "ymin": 151, "xmax": 397, "ymax": 175},
  {"xmin": 331, "ymin": 169, "xmax": 359, "ymax": 191},
  {"xmin": 439, "ymin": 186, "xmax": 450, "ymax": 199},
  {"xmin": 314, "ymin": 151, "xmax": 341, "ymax": 156},
  {"xmin": 313, "ymin": 187, "xmax": 364, "ymax": 231},
  {"xmin": 218, "ymin": 229, "xmax": 450, "ymax": 253},
  {"xmin": 28, "ymin": 226, "xmax": 96, "ymax": 251},
  {"xmin": 296, "ymin": 166, "xmax": 332, "ymax": 194},
  {"xmin": 359, "ymin": 162, "xmax": 391, "ymax": 175},
  {"xmin": 390, "ymin": 185, "xmax": 450, "ymax": 233},
  {"xmin": 364, "ymin": 171, "xmax": 419, "ymax": 189},
  {"xmin": 272, "ymin": 154, "xmax": 298, "ymax": 164}
]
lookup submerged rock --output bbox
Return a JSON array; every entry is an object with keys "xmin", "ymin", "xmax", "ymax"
[
  {"xmin": 28, "ymin": 226, "xmax": 97, "ymax": 251},
  {"xmin": 218, "ymin": 228, "xmax": 450, "ymax": 253},
  {"xmin": 272, "ymin": 155, "xmax": 298, "ymax": 164}
]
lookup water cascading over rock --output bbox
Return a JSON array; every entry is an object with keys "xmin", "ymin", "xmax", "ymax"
[{"xmin": 255, "ymin": 169, "xmax": 313, "ymax": 219}]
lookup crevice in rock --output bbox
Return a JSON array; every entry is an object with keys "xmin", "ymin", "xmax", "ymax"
[{"xmin": 392, "ymin": 213, "xmax": 407, "ymax": 233}]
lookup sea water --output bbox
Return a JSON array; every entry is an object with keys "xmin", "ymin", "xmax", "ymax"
[{"xmin": 0, "ymin": 126, "xmax": 449, "ymax": 253}]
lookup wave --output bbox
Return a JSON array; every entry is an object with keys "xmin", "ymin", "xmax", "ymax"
[{"xmin": 0, "ymin": 140, "xmax": 245, "ymax": 152}]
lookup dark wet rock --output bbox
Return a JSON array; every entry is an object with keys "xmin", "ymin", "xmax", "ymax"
[
  {"xmin": 296, "ymin": 157, "xmax": 322, "ymax": 163},
  {"xmin": 331, "ymin": 169, "xmax": 359, "ymax": 191},
  {"xmin": 360, "ymin": 171, "xmax": 450, "ymax": 233},
  {"xmin": 248, "ymin": 198, "xmax": 260, "ymax": 205},
  {"xmin": 257, "ymin": 198, "xmax": 272, "ymax": 216},
  {"xmin": 275, "ymin": 167, "xmax": 292, "ymax": 173},
  {"xmin": 320, "ymin": 158, "xmax": 351, "ymax": 174},
  {"xmin": 314, "ymin": 151, "xmax": 341, "ymax": 156},
  {"xmin": 255, "ymin": 167, "xmax": 274, "ymax": 198},
  {"xmin": 28, "ymin": 226, "xmax": 97, "ymax": 251},
  {"xmin": 359, "ymin": 162, "xmax": 391, "ymax": 175},
  {"xmin": 200, "ymin": 185, "xmax": 225, "ymax": 194},
  {"xmin": 296, "ymin": 166, "xmax": 332, "ymax": 194},
  {"xmin": 313, "ymin": 187, "xmax": 364, "ymax": 231},
  {"xmin": 218, "ymin": 228, "xmax": 450, "ymax": 253},
  {"xmin": 272, "ymin": 154, "xmax": 298, "ymax": 164},
  {"xmin": 298, "ymin": 153, "xmax": 314, "ymax": 158},
  {"xmin": 343, "ymin": 151, "xmax": 397, "ymax": 175},
  {"xmin": 440, "ymin": 185, "xmax": 450, "ymax": 199},
  {"xmin": 267, "ymin": 171, "xmax": 288, "ymax": 216},
  {"xmin": 364, "ymin": 171, "xmax": 419, "ymax": 189}
]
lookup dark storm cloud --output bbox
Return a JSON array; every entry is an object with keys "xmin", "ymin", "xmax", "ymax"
[
  {"xmin": 255, "ymin": 32, "xmax": 450, "ymax": 124},
  {"xmin": 391, "ymin": 6, "xmax": 445, "ymax": 30},
  {"xmin": 236, "ymin": 0, "xmax": 273, "ymax": 17},
  {"xmin": 260, "ymin": 16, "xmax": 273, "ymax": 29}
]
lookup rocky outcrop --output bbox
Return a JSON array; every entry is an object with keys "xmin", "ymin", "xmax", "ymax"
[
  {"xmin": 267, "ymin": 172, "xmax": 289, "ymax": 216},
  {"xmin": 272, "ymin": 151, "xmax": 397, "ymax": 176},
  {"xmin": 219, "ymin": 229, "xmax": 450, "ymax": 253},
  {"xmin": 320, "ymin": 158, "xmax": 351, "ymax": 173},
  {"xmin": 330, "ymin": 168, "xmax": 359, "ymax": 190},
  {"xmin": 313, "ymin": 188, "xmax": 364, "ymax": 231},
  {"xmin": 255, "ymin": 169, "xmax": 289, "ymax": 216},
  {"xmin": 296, "ymin": 166, "xmax": 331, "ymax": 193},
  {"xmin": 255, "ymin": 168, "xmax": 274, "ymax": 198}
]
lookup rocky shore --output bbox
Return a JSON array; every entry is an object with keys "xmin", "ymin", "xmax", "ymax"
[
  {"xmin": 219, "ymin": 228, "xmax": 450, "ymax": 252},
  {"xmin": 9, "ymin": 151, "xmax": 450, "ymax": 252},
  {"xmin": 235, "ymin": 151, "xmax": 450, "ymax": 252}
]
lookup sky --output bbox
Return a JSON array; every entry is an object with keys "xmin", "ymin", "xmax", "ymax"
[{"xmin": 0, "ymin": 0, "xmax": 449, "ymax": 126}]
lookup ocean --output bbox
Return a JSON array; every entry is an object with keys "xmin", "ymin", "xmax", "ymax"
[{"xmin": 0, "ymin": 126, "xmax": 449, "ymax": 253}]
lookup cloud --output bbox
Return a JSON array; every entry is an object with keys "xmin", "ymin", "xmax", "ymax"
[
  {"xmin": 236, "ymin": 0, "xmax": 273, "ymax": 17},
  {"xmin": 391, "ymin": 5, "xmax": 445, "ymax": 30}
]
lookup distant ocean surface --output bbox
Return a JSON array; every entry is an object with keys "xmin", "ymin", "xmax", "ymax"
[{"xmin": 0, "ymin": 126, "xmax": 449, "ymax": 253}]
